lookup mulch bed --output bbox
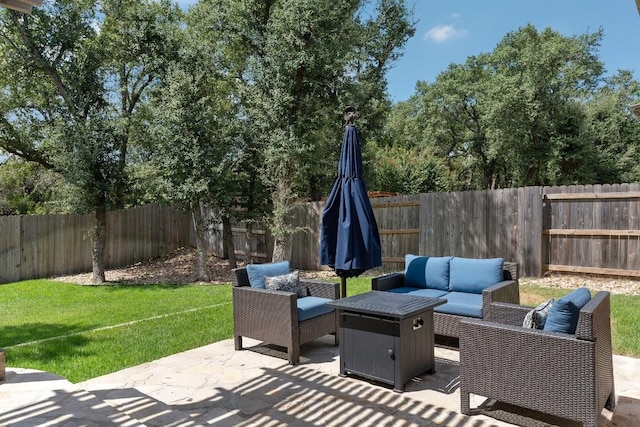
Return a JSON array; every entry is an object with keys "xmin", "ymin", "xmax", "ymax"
[{"xmin": 52, "ymin": 247, "xmax": 640, "ymax": 295}]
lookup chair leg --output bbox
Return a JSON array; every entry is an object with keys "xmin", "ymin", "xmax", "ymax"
[
  {"xmin": 460, "ymin": 390, "xmax": 471, "ymax": 415},
  {"xmin": 288, "ymin": 345, "xmax": 300, "ymax": 365},
  {"xmin": 234, "ymin": 335, "xmax": 243, "ymax": 350}
]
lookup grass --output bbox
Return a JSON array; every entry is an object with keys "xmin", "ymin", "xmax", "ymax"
[
  {"xmin": 1, "ymin": 276, "xmax": 639, "ymax": 383},
  {"xmin": 0, "ymin": 280, "xmax": 232, "ymax": 382}
]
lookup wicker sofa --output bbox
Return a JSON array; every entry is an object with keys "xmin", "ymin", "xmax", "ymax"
[
  {"xmin": 371, "ymin": 256, "xmax": 519, "ymax": 339},
  {"xmin": 459, "ymin": 290, "xmax": 615, "ymax": 427},
  {"xmin": 232, "ymin": 264, "xmax": 339, "ymax": 365}
]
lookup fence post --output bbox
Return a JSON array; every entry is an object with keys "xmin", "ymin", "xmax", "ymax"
[{"xmin": 517, "ymin": 186, "xmax": 544, "ymax": 277}]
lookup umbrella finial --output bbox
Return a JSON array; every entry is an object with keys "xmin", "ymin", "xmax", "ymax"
[{"xmin": 344, "ymin": 106, "xmax": 357, "ymax": 125}]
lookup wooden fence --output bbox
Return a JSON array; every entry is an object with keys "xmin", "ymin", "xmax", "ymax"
[
  {"xmin": 0, "ymin": 205, "xmax": 192, "ymax": 283},
  {"xmin": 2, "ymin": 184, "xmax": 639, "ymax": 283},
  {"xmin": 209, "ymin": 185, "xmax": 640, "ymax": 278},
  {"xmin": 542, "ymin": 183, "xmax": 640, "ymax": 278}
]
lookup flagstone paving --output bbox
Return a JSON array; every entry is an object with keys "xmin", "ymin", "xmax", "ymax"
[{"xmin": 1, "ymin": 336, "xmax": 639, "ymax": 426}]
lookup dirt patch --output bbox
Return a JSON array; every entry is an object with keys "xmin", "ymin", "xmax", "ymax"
[
  {"xmin": 52, "ymin": 247, "xmax": 237, "ymax": 285},
  {"xmin": 52, "ymin": 247, "xmax": 640, "ymax": 295},
  {"xmin": 519, "ymin": 274, "xmax": 640, "ymax": 295}
]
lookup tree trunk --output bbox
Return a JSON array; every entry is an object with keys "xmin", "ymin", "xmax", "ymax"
[
  {"xmin": 244, "ymin": 222, "xmax": 254, "ymax": 265},
  {"xmin": 191, "ymin": 200, "xmax": 211, "ymax": 281},
  {"xmin": 222, "ymin": 215, "xmax": 237, "ymax": 269},
  {"xmin": 270, "ymin": 179, "xmax": 294, "ymax": 262},
  {"xmin": 91, "ymin": 204, "xmax": 107, "ymax": 284},
  {"xmin": 272, "ymin": 233, "xmax": 292, "ymax": 262}
]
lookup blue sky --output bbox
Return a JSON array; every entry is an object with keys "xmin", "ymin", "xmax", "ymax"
[
  {"xmin": 385, "ymin": 0, "xmax": 640, "ymax": 102},
  {"xmin": 175, "ymin": 0, "xmax": 640, "ymax": 103}
]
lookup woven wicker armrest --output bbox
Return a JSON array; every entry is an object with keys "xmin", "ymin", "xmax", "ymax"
[
  {"xmin": 575, "ymin": 291, "xmax": 610, "ymax": 341},
  {"xmin": 460, "ymin": 316, "xmax": 594, "ymax": 346},
  {"xmin": 371, "ymin": 272, "xmax": 404, "ymax": 291},
  {"xmin": 484, "ymin": 301, "xmax": 530, "ymax": 325},
  {"xmin": 301, "ymin": 279, "xmax": 340, "ymax": 300},
  {"xmin": 481, "ymin": 279, "xmax": 520, "ymax": 318},
  {"xmin": 233, "ymin": 286, "xmax": 298, "ymax": 327},
  {"xmin": 502, "ymin": 261, "xmax": 519, "ymax": 280}
]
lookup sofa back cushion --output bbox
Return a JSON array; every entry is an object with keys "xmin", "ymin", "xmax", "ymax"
[
  {"xmin": 246, "ymin": 261, "xmax": 290, "ymax": 289},
  {"xmin": 543, "ymin": 287, "xmax": 591, "ymax": 334},
  {"xmin": 405, "ymin": 254, "xmax": 451, "ymax": 290},
  {"xmin": 449, "ymin": 257, "xmax": 504, "ymax": 294}
]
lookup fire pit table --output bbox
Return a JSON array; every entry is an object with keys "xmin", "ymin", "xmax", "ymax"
[{"xmin": 327, "ymin": 291, "xmax": 445, "ymax": 392}]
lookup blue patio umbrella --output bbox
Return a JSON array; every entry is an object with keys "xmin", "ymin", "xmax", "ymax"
[{"xmin": 320, "ymin": 107, "xmax": 382, "ymax": 298}]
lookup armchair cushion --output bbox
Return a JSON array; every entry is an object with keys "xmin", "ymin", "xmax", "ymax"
[
  {"xmin": 543, "ymin": 287, "xmax": 591, "ymax": 334},
  {"xmin": 522, "ymin": 298, "xmax": 554, "ymax": 329},
  {"xmin": 264, "ymin": 270, "xmax": 305, "ymax": 298},
  {"xmin": 246, "ymin": 261, "xmax": 290, "ymax": 289},
  {"xmin": 297, "ymin": 296, "xmax": 334, "ymax": 322},
  {"xmin": 449, "ymin": 257, "xmax": 504, "ymax": 294},
  {"xmin": 405, "ymin": 254, "xmax": 451, "ymax": 290}
]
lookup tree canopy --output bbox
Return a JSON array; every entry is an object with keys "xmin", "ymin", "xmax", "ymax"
[{"xmin": 372, "ymin": 24, "xmax": 640, "ymax": 192}]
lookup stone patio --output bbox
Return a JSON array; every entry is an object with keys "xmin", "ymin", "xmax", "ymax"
[{"xmin": 1, "ymin": 336, "xmax": 639, "ymax": 426}]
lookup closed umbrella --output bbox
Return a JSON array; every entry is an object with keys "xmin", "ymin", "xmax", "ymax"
[{"xmin": 320, "ymin": 107, "xmax": 382, "ymax": 298}]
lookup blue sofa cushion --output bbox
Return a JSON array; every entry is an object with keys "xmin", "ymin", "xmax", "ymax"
[
  {"xmin": 407, "ymin": 288, "xmax": 449, "ymax": 299},
  {"xmin": 297, "ymin": 296, "xmax": 333, "ymax": 322},
  {"xmin": 425, "ymin": 256, "xmax": 452, "ymax": 290},
  {"xmin": 433, "ymin": 291, "xmax": 483, "ymax": 318},
  {"xmin": 543, "ymin": 287, "xmax": 591, "ymax": 334},
  {"xmin": 405, "ymin": 255, "xmax": 428, "ymax": 288},
  {"xmin": 404, "ymin": 254, "xmax": 451, "ymax": 290},
  {"xmin": 246, "ymin": 261, "xmax": 290, "ymax": 289},
  {"xmin": 387, "ymin": 286, "xmax": 421, "ymax": 294},
  {"xmin": 449, "ymin": 257, "xmax": 504, "ymax": 294}
]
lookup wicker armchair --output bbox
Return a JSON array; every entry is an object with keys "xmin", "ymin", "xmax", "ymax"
[
  {"xmin": 459, "ymin": 291, "xmax": 615, "ymax": 427},
  {"xmin": 232, "ymin": 266, "xmax": 339, "ymax": 365}
]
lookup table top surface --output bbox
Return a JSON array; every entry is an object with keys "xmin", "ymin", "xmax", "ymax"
[{"xmin": 327, "ymin": 291, "xmax": 446, "ymax": 318}]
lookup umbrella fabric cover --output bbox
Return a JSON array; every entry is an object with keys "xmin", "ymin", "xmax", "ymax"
[{"xmin": 320, "ymin": 124, "xmax": 382, "ymax": 281}]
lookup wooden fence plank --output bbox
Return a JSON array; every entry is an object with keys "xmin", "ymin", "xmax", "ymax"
[
  {"xmin": 544, "ymin": 264, "xmax": 640, "ymax": 278},
  {"xmin": 545, "ymin": 191, "xmax": 640, "ymax": 199}
]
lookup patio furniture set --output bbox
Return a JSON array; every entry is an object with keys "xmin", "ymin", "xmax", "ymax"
[{"xmin": 232, "ymin": 256, "xmax": 616, "ymax": 427}]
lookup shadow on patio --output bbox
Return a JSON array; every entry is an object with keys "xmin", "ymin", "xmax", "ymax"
[{"xmin": 2, "ymin": 338, "xmax": 639, "ymax": 426}]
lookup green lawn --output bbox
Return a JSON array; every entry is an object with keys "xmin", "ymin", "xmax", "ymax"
[
  {"xmin": 1, "ymin": 277, "xmax": 638, "ymax": 383},
  {"xmin": 0, "ymin": 280, "xmax": 232, "ymax": 382}
]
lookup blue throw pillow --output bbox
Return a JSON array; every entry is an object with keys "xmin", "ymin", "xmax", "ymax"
[
  {"xmin": 246, "ymin": 261, "xmax": 290, "ymax": 289},
  {"xmin": 405, "ymin": 255, "xmax": 452, "ymax": 290},
  {"xmin": 405, "ymin": 254, "xmax": 428, "ymax": 288},
  {"xmin": 425, "ymin": 256, "xmax": 452, "ymax": 290},
  {"xmin": 449, "ymin": 257, "xmax": 504, "ymax": 294},
  {"xmin": 543, "ymin": 287, "xmax": 591, "ymax": 334}
]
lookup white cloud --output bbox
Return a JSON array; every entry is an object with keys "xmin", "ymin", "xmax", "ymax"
[
  {"xmin": 450, "ymin": 13, "xmax": 461, "ymax": 19},
  {"xmin": 424, "ymin": 25, "xmax": 468, "ymax": 43}
]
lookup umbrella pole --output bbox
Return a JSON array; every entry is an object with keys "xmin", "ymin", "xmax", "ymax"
[{"xmin": 340, "ymin": 276, "xmax": 347, "ymax": 299}]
